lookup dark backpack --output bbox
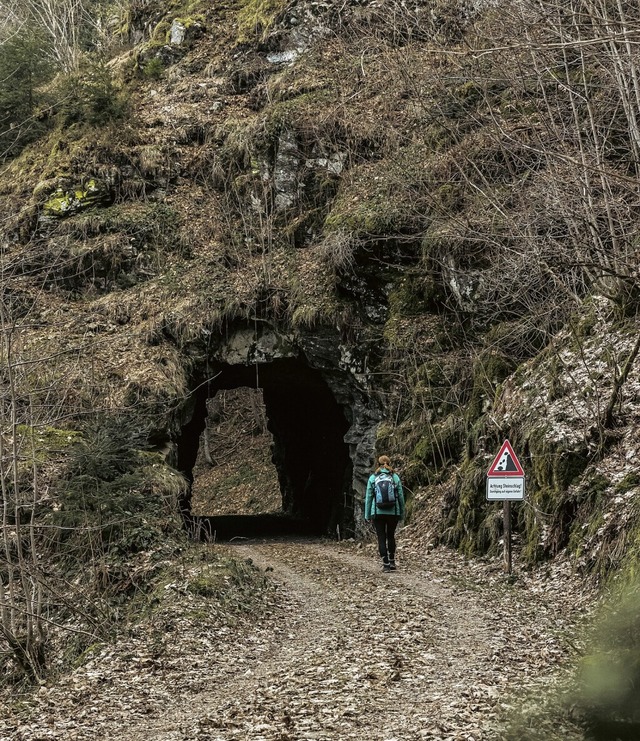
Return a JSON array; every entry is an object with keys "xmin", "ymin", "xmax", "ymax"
[{"xmin": 374, "ymin": 472, "xmax": 396, "ymax": 508}]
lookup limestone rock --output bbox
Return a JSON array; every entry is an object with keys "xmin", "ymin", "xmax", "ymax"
[
  {"xmin": 169, "ymin": 18, "xmax": 203, "ymax": 45},
  {"xmin": 42, "ymin": 179, "xmax": 111, "ymax": 218},
  {"xmin": 215, "ymin": 328, "xmax": 297, "ymax": 366},
  {"xmin": 273, "ymin": 130, "xmax": 300, "ymax": 210},
  {"xmin": 170, "ymin": 20, "xmax": 186, "ymax": 44}
]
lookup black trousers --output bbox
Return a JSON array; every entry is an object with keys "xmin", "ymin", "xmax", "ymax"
[{"xmin": 374, "ymin": 515, "xmax": 400, "ymax": 561}]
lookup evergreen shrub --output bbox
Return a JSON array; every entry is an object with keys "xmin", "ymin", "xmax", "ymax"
[
  {"xmin": 0, "ymin": 27, "xmax": 53, "ymax": 159},
  {"xmin": 54, "ymin": 414, "xmax": 184, "ymax": 565}
]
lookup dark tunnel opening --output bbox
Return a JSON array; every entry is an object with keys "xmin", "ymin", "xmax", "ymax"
[{"xmin": 176, "ymin": 358, "xmax": 353, "ymax": 540}]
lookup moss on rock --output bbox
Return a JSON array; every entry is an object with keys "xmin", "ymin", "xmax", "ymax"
[
  {"xmin": 445, "ymin": 457, "xmax": 497, "ymax": 556},
  {"xmin": 412, "ymin": 415, "xmax": 464, "ymax": 469},
  {"xmin": 324, "ymin": 145, "xmax": 433, "ymax": 237},
  {"xmin": 516, "ymin": 428, "xmax": 590, "ymax": 563},
  {"xmin": 236, "ymin": 0, "xmax": 287, "ymax": 43},
  {"xmin": 43, "ymin": 179, "xmax": 111, "ymax": 217},
  {"xmin": 388, "ymin": 273, "xmax": 445, "ymax": 318},
  {"xmin": 466, "ymin": 350, "xmax": 516, "ymax": 421}
]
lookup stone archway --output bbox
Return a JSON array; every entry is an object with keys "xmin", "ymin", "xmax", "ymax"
[{"xmin": 175, "ymin": 324, "xmax": 381, "ymax": 539}]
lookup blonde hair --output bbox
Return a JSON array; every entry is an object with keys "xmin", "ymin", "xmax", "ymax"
[{"xmin": 375, "ymin": 455, "xmax": 394, "ymax": 473}]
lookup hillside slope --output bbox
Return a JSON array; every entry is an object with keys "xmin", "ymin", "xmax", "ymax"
[{"xmin": 3, "ymin": 0, "xmax": 640, "ymax": 674}]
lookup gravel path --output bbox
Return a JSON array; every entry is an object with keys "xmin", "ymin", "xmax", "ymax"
[{"xmin": 1, "ymin": 539, "xmax": 592, "ymax": 741}]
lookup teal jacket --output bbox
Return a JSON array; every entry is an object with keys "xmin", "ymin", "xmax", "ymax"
[{"xmin": 364, "ymin": 468, "xmax": 405, "ymax": 520}]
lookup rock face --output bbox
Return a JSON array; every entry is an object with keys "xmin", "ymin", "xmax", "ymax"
[
  {"xmin": 215, "ymin": 327, "xmax": 297, "ymax": 366},
  {"xmin": 170, "ymin": 20, "xmax": 187, "ymax": 45},
  {"xmin": 272, "ymin": 131, "xmax": 301, "ymax": 210},
  {"xmin": 169, "ymin": 18, "xmax": 203, "ymax": 45}
]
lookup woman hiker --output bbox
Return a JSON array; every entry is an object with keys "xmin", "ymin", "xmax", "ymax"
[{"xmin": 364, "ymin": 455, "xmax": 405, "ymax": 572}]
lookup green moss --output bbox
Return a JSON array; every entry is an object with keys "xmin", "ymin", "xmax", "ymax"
[
  {"xmin": 420, "ymin": 232, "xmax": 445, "ymax": 261},
  {"xmin": 265, "ymin": 90, "xmax": 335, "ymax": 133},
  {"xmin": 43, "ymin": 178, "xmax": 110, "ymax": 217},
  {"xmin": 547, "ymin": 354, "xmax": 566, "ymax": 402},
  {"xmin": 123, "ymin": 546, "xmax": 272, "ymax": 637},
  {"xmin": 620, "ymin": 528, "xmax": 640, "ymax": 582},
  {"xmin": 145, "ymin": 0, "xmax": 208, "ymax": 42},
  {"xmin": 444, "ymin": 457, "xmax": 497, "ymax": 556},
  {"xmin": 388, "ymin": 273, "xmax": 444, "ymax": 317},
  {"xmin": 615, "ymin": 472, "xmax": 640, "ymax": 495},
  {"xmin": 568, "ymin": 508, "xmax": 604, "ymax": 559},
  {"xmin": 412, "ymin": 415, "xmax": 463, "ymax": 469},
  {"xmin": 443, "ymin": 424, "xmax": 592, "ymax": 567},
  {"xmin": 520, "ymin": 487, "xmax": 551, "ymax": 563},
  {"xmin": 290, "ymin": 299, "xmax": 339, "ymax": 328},
  {"xmin": 64, "ymin": 202, "xmax": 186, "ymax": 253},
  {"xmin": 150, "ymin": 19, "xmax": 172, "ymax": 43},
  {"xmin": 527, "ymin": 429, "xmax": 585, "ymax": 493},
  {"xmin": 595, "ymin": 494, "xmax": 640, "ymax": 581},
  {"xmin": 173, "ymin": 14, "xmax": 205, "ymax": 28},
  {"xmin": 466, "ymin": 350, "xmax": 516, "ymax": 422},
  {"xmin": 575, "ymin": 473, "xmax": 610, "ymax": 508},
  {"xmin": 236, "ymin": 0, "xmax": 287, "ymax": 43},
  {"xmin": 375, "ymin": 421, "xmax": 394, "ymax": 448},
  {"xmin": 416, "ymin": 359, "xmax": 453, "ymax": 387},
  {"xmin": 187, "ymin": 575, "xmax": 219, "ymax": 597},
  {"xmin": 325, "ymin": 190, "xmax": 412, "ymax": 234},
  {"xmin": 14, "ymin": 425, "xmax": 80, "ymax": 464},
  {"xmin": 324, "ymin": 146, "xmax": 431, "ymax": 236},
  {"xmin": 514, "ymin": 429, "xmax": 590, "ymax": 564}
]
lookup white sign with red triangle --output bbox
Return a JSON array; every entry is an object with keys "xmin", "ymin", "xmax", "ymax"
[
  {"xmin": 487, "ymin": 440, "xmax": 524, "ymax": 477},
  {"xmin": 486, "ymin": 440, "xmax": 525, "ymax": 501}
]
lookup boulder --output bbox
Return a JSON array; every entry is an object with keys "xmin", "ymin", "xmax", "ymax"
[{"xmin": 42, "ymin": 178, "xmax": 111, "ymax": 218}]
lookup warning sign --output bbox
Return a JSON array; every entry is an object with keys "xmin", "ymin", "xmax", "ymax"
[
  {"xmin": 486, "ymin": 477, "xmax": 525, "ymax": 501},
  {"xmin": 487, "ymin": 440, "xmax": 524, "ymax": 477}
]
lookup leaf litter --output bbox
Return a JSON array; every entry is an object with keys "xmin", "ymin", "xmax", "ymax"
[{"xmin": 1, "ymin": 537, "xmax": 594, "ymax": 740}]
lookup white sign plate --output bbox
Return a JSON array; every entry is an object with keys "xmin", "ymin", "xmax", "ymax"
[{"xmin": 486, "ymin": 476, "xmax": 525, "ymax": 501}]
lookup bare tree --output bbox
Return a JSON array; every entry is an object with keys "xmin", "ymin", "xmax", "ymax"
[
  {"xmin": 1, "ymin": 0, "xmax": 95, "ymax": 72},
  {"xmin": 0, "ymin": 298, "xmax": 46, "ymax": 680}
]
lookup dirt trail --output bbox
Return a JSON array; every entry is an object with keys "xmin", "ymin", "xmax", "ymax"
[
  {"xmin": 2, "ymin": 539, "xmax": 591, "ymax": 741},
  {"xmin": 201, "ymin": 541, "xmax": 498, "ymax": 740}
]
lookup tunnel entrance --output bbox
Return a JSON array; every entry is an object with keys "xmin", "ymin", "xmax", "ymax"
[{"xmin": 177, "ymin": 357, "xmax": 353, "ymax": 540}]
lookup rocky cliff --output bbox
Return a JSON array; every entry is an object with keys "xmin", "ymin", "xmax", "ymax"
[{"xmin": 3, "ymin": 0, "xmax": 640, "ymax": 577}]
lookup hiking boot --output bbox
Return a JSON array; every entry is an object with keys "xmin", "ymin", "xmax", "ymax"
[
  {"xmin": 389, "ymin": 558, "xmax": 397, "ymax": 571},
  {"xmin": 382, "ymin": 558, "xmax": 391, "ymax": 572}
]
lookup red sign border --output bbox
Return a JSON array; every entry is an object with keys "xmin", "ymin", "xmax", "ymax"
[{"xmin": 487, "ymin": 440, "xmax": 524, "ymax": 477}]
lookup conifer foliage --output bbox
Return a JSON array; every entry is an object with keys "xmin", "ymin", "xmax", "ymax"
[
  {"xmin": 0, "ymin": 0, "xmax": 126, "ymax": 162},
  {"xmin": 0, "ymin": 27, "xmax": 52, "ymax": 158},
  {"xmin": 56, "ymin": 415, "xmax": 178, "ymax": 556}
]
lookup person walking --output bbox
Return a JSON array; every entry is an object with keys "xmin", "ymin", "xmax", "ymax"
[{"xmin": 364, "ymin": 455, "xmax": 405, "ymax": 572}]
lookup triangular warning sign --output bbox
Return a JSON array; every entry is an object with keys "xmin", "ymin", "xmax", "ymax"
[{"xmin": 487, "ymin": 440, "xmax": 524, "ymax": 477}]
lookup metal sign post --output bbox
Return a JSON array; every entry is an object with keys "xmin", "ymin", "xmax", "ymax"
[
  {"xmin": 504, "ymin": 500, "xmax": 512, "ymax": 574},
  {"xmin": 486, "ymin": 440, "xmax": 525, "ymax": 575}
]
